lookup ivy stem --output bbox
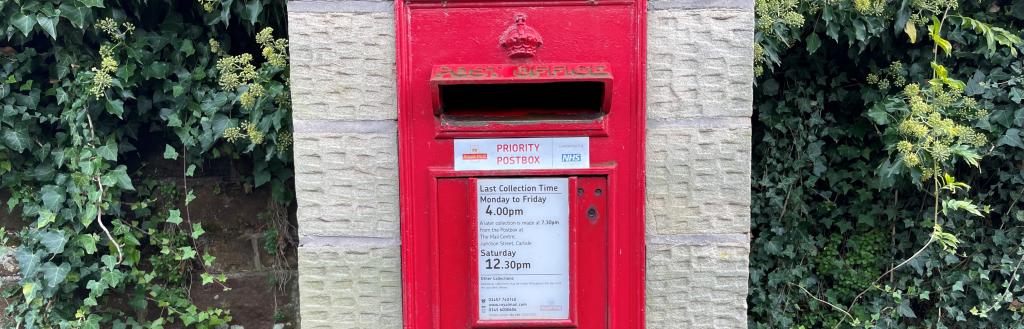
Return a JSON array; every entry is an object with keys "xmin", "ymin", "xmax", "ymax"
[
  {"xmin": 931, "ymin": 6, "xmax": 952, "ymax": 80},
  {"xmin": 85, "ymin": 112, "xmax": 122, "ymax": 263},
  {"xmin": 792, "ymin": 283, "xmax": 854, "ymax": 320},
  {"xmin": 182, "ymin": 151, "xmax": 196, "ymax": 249},
  {"xmin": 999, "ymin": 185, "xmax": 1024, "ymax": 230},
  {"xmin": 94, "ymin": 177, "xmax": 123, "ymax": 263},
  {"xmin": 85, "ymin": 112, "xmax": 96, "ymax": 141}
]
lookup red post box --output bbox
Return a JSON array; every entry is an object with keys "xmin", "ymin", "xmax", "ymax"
[{"xmin": 397, "ymin": 1, "xmax": 646, "ymax": 328}]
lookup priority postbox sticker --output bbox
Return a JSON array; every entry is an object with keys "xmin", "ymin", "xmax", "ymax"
[
  {"xmin": 454, "ymin": 137, "xmax": 589, "ymax": 171},
  {"xmin": 476, "ymin": 178, "xmax": 570, "ymax": 321}
]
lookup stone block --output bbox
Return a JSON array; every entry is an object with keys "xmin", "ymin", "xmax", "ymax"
[
  {"xmin": 293, "ymin": 130, "xmax": 399, "ymax": 238},
  {"xmin": 646, "ymin": 239, "xmax": 749, "ymax": 328},
  {"xmin": 298, "ymin": 244, "xmax": 402, "ymax": 329},
  {"xmin": 648, "ymin": 0, "xmax": 753, "ymax": 10},
  {"xmin": 647, "ymin": 9, "xmax": 754, "ymax": 119},
  {"xmin": 646, "ymin": 121, "xmax": 751, "ymax": 235},
  {"xmin": 288, "ymin": 11, "xmax": 396, "ymax": 121}
]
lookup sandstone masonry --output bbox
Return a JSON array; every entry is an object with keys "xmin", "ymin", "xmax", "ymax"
[
  {"xmin": 289, "ymin": 1, "xmax": 402, "ymax": 328},
  {"xmin": 646, "ymin": 2, "xmax": 754, "ymax": 327},
  {"xmin": 288, "ymin": 0, "xmax": 753, "ymax": 327}
]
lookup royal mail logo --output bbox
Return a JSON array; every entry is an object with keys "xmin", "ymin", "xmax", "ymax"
[{"xmin": 462, "ymin": 146, "xmax": 488, "ymax": 161}]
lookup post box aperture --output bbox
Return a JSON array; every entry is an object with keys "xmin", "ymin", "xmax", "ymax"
[
  {"xmin": 438, "ymin": 81, "xmax": 605, "ymax": 115},
  {"xmin": 431, "ymin": 63, "xmax": 614, "ymax": 133},
  {"xmin": 398, "ymin": 1, "xmax": 646, "ymax": 328}
]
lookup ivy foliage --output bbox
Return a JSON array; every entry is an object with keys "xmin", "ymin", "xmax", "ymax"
[
  {"xmin": 751, "ymin": 0, "xmax": 1024, "ymax": 327},
  {"xmin": 0, "ymin": 0, "xmax": 292, "ymax": 327}
]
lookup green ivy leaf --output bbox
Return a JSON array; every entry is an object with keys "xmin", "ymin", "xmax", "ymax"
[
  {"xmin": 178, "ymin": 246, "xmax": 197, "ymax": 260},
  {"xmin": 806, "ymin": 33, "xmax": 821, "ymax": 54},
  {"xmin": 166, "ymin": 209, "xmax": 183, "ymax": 225},
  {"xmin": 40, "ymin": 185, "xmax": 64, "ymax": 212},
  {"xmin": 82, "ymin": 204, "xmax": 97, "ymax": 227},
  {"xmin": 96, "ymin": 139, "xmax": 118, "ymax": 161},
  {"xmin": 110, "ymin": 166, "xmax": 135, "ymax": 190},
  {"xmin": 77, "ymin": 0, "xmax": 105, "ymax": 8},
  {"xmin": 2, "ymin": 128, "xmax": 32, "ymax": 153},
  {"xmin": 191, "ymin": 223, "xmax": 205, "ymax": 239},
  {"xmin": 943, "ymin": 200, "xmax": 984, "ymax": 217},
  {"xmin": 931, "ymin": 61, "xmax": 949, "ymax": 80},
  {"xmin": 949, "ymin": 146, "xmax": 981, "ymax": 167},
  {"xmin": 79, "ymin": 234, "xmax": 98, "ymax": 254},
  {"xmin": 254, "ymin": 166, "xmax": 270, "ymax": 187},
  {"xmin": 100, "ymin": 255, "xmax": 117, "ymax": 269},
  {"xmin": 163, "ymin": 145, "xmax": 179, "ymax": 160},
  {"xmin": 11, "ymin": 13, "xmax": 37, "ymax": 37},
  {"xmin": 22, "ymin": 282, "xmax": 35, "ymax": 302},
  {"xmin": 80, "ymin": 159, "xmax": 95, "ymax": 176},
  {"xmin": 141, "ymin": 62, "xmax": 170, "ymax": 79},
  {"xmin": 35, "ymin": 15, "xmax": 57, "ymax": 40},
  {"xmin": 243, "ymin": 0, "xmax": 264, "ymax": 26},
  {"xmin": 36, "ymin": 211, "xmax": 56, "ymax": 229},
  {"xmin": 40, "ymin": 262, "xmax": 71, "ymax": 288},
  {"xmin": 867, "ymin": 103, "xmax": 891, "ymax": 125},
  {"xmin": 181, "ymin": 39, "xmax": 195, "ymax": 56},
  {"xmin": 897, "ymin": 299, "xmax": 917, "ymax": 318},
  {"xmin": 201, "ymin": 272, "xmax": 214, "ymax": 285},
  {"xmin": 852, "ymin": 19, "xmax": 867, "ymax": 42},
  {"xmin": 929, "ymin": 16, "xmax": 952, "ymax": 56},
  {"xmin": 37, "ymin": 231, "xmax": 68, "ymax": 254},
  {"xmin": 85, "ymin": 279, "xmax": 105, "ymax": 293},
  {"xmin": 997, "ymin": 128, "xmax": 1024, "ymax": 149},
  {"xmin": 904, "ymin": 20, "xmax": 917, "ymax": 44},
  {"xmin": 105, "ymin": 99, "xmax": 125, "ymax": 118},
  {"xmin": 14, "ymin": 249, "xmax": 41, "ymax": 277},
  {"xmin": 51, "ymin": 148, "xmax": 68, "ymax": 168},
  {"xmin": 58, "ymin": 3, "xmax": 86, "ymax": 28},
  {"xmin": 202, "ymin": 253, "xmax": 216, "ymax": 267},
  {"xmin": 56, "ymin": 88, "xmax": 69, "ymax": 105}
]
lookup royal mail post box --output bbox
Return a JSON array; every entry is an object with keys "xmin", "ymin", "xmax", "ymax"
[{"xmin": 397, "ymin": 1, "xmax": 646, "ymax": 328}]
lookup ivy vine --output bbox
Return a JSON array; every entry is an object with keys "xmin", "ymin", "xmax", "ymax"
[
  {"xmin": 752, "ymin": 0, "xmax": 1024, "ymax": 327},
  {"xmin": 0, "ymin": 0, "xmax": 293, "ymax": 327}
]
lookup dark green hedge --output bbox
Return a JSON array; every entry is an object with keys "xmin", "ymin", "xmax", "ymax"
[
  {"xmin": 751, "ymin": 1, "xmax": 1024, "ymax": 328},
  {"xmin": 1, "ymin": 1, "xmax": 291, "ymax": 327}
]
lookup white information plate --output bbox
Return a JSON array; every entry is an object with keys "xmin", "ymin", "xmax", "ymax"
[
  {"xmin": 477, "ymin": 178, "xmax": 570, "ymax": 321},
  {"xmin": 455, "ymin": 137, "xmax": 589, "ymax": 171}
]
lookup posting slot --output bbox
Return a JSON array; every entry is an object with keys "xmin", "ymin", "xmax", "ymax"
[{"xmin": 438, "ymin": 81, "xmax": 605, "ymax": 120}]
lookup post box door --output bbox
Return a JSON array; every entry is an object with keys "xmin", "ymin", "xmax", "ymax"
[{"xmin": 435, "ymin": 176, "xmax": 608, "ymax": 328}]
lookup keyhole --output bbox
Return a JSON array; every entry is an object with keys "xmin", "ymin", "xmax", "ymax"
[
  {"xmin": 577, "ymin": 187, "xmax": 584, "ymax": 196},
  {"xmin": 586, "ymin": 205, "xmax": 599, "ymax": 223},
  {"xmin": 594, "ymin": 188, "xmax": 603, "ymax": 196}
]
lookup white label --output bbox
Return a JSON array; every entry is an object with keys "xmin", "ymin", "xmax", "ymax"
[
  {"xmin": 477, "ymin": 178, "xmax": 570, "ymax": 321},
  {"xmin": 455, "ymin": 137, "xmax": 589, "ymax": 171}
]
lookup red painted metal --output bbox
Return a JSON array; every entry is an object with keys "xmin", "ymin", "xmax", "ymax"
[{"xmin": 397, "ymin": 1, "xmax": 646, "ymax": 328}]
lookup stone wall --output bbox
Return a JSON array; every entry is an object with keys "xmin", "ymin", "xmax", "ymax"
[
  {"xmin": 645, "ymin": 0, "xmax": 754, "ymax": 328},
  {"xmin": 287, "ymin": 0, "xmax": 754, "ymax": 328},
  {"xmin": 287, "ymin": 1, "xmax": 403, "ymax": 328}
]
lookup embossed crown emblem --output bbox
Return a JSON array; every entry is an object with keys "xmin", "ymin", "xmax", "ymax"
[{"xmin": 499, "ymin": 14, "xmax": 543, "ymax": 59}]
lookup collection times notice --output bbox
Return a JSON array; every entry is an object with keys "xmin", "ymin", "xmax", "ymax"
[{"xmin": 476, "ymin": 178, "xmax": 570, "ymax": 321}]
